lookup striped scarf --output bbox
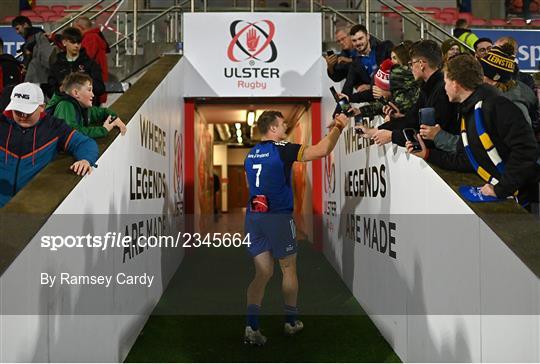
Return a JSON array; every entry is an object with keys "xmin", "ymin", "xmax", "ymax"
[{"xmin": 460, "ymin": 101, "xmax": 505, "ymax": 185}]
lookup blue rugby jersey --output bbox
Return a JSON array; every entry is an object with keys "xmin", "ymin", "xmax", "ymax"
[{"xmin": 244, "ymin": 140, "xmax": 305, "ymax": 213}]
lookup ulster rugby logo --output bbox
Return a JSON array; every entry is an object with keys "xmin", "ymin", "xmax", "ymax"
[
  {"xmin": 324, "ymin": 154, "xmax": 336, "ymax": 194},
  {"xmin": 227, "ymin": 20, "xmax": 278, "ymax": 63}
]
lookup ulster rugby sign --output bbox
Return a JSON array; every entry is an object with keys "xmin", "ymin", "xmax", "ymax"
[{"xmin": 183, "ymin": 13, "xmax": 322, "ymax": 97}]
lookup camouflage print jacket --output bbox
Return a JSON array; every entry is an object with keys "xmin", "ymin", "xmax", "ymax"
[{"xmin": 359, "ymin": 65, "xmax": 420, "ymax": 119}]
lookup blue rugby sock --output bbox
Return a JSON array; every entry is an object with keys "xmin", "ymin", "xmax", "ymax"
[
  {"xmin": 284, "ymin": 304, "xmax": 298, "ymax": 326},
  {"xmin": 246, "ymin": 304, "xmax": 261, "ymax": 330}
]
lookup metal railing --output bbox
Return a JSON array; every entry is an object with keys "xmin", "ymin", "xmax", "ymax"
[
  {"xmin": 315, "ymin": 0, "xmax": 472, "ymax": 51},
  {"xmin": 41, "ymin": 0, "xmax": 470, "ymax": 83}
]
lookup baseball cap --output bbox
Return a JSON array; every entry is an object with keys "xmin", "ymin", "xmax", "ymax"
[{"xmin": 5, "ymin": 82, "xmax": 44, "ymax": 114}]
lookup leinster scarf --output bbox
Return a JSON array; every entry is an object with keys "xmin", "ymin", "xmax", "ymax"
[{"xmin": 460, "ymin": 101, "xmax": 505, "ymax": 185}]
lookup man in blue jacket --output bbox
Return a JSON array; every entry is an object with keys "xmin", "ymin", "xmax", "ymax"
[{"xmin": 0, "ymin": 82, "xmax": 99, "ymax": 207}]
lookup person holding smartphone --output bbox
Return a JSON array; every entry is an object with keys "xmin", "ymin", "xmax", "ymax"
[
  {"xmin": 407, "ymin": 54, "xmax": 538, "ymax": 208},
  {"xmin": 360, "ymin": 40, "xmax": 458, "ymax": 148},
  {"xmin": 324, "ymin": 29, "xmax": 357, "ymax": 83}
]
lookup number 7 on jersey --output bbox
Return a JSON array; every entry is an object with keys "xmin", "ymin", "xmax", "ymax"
[{"xmin": 252, "ymin": 164, "xmax": 262, "ymax": 187}]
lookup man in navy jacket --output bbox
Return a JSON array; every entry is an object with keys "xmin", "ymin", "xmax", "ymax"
[{"xmin": 0, "ymin": 82, "xmax": 99, "ymax": 207}]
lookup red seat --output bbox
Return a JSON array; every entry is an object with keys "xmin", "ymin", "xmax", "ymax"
[
  {"xmin": 3, "ymin": 15, "xmax": 16, "ymax": 24},
  {"xmin": 470, "ymin": 18, "xmax": 488, "ymax": 26},
  {"xmin": 509, "ymin": 18, "xmax": 526, "ymax": 26},
  {"xmin": 490, "ymin": 18, "xmax": 507, "ymax": 26},
  {"xmin": 28, "ymin": 15, "xmax": 44, "ymax": 23},
  {"xmin": 33, "ymin": 5, "xmax": 50, "ymax": 12},
  {"xmin": 457, "ymin": 12, "xmax": 474, "ymax": 23},
  {"xmin": 436, "ymin": 13, "xmax": 456, "ymax": 25},
  {"xmin": 68, "ymin": 5, "xmax": 83, "ymax": 10},
  {"xmin": 425, "ymin": 7, "xmax": 441, "ymax": 18},
  {"xmin": 51, "ymin": 5, "xmax": 66, "ymax": 14},
  {"xmin": 39, "ymin": 11, "xmax": 58, "ymax": 21},
  {"xmin": 20, "ymin": 10, "xmax": 36, "ymax": 17},
  {"xmin": 442, "ymin": 7, "xmax": 459, "ymax": 17},
  {"xmin": 48, "ymin": 15, "xmax": 64, "ymax": 23}
]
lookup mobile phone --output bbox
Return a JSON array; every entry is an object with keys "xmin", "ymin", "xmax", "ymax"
[
  {"xmin": 354, "ymin": 115, "xmax": 364, "ymax": 135},
  {"xmin": 419, "ymin": 107, "xmax": 436, "ymax": 126},
  {"xmin": 110, "ymin": 115, "xmax": 118, "ymax": 122},
  {"xmin": 403, "ymin": 128, "xmax": 422, "ymax": 152},
  {"xmin": 326, "ymin": 50, "xmax": 334, "ymax": 56},
  {"xmin": 378, "ymin": 97, "xmax": 389, "ymax": 106},
  {"xmin": 330, "ymin": 86, "xmax": 355, "ymax": 117}
]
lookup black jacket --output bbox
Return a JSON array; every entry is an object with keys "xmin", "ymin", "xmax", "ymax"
[
  {"xmin": 342, "ymin": 37, "xmax": 393, "ymax": 96},
  {"xmin": 378, "ymin": 70, "xmax": 459, "ymax": 146},
  {"xmin": 428, "ymin": 84, "xmax": 539, "ymax": 199},
  {"xmin": 48, "ymin": 48, "xmax": 105, "ymax": 98},
  {"xmin": 0, "ymin": 54, "xmax": 22, "ymax": 90}
]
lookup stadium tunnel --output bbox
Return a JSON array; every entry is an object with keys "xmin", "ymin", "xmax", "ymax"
[{"xmin": 0, "ymin": 11, "xmax": 539, "ymax": 364}]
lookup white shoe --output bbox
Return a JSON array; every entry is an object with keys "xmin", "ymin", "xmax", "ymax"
[
  {"xmin": 284, "ymin": 320, "xmax": 304, "ymax": 336},
  {"xmin": 244, "ymin": 326, "xmax": 267, "ymax": 346}
]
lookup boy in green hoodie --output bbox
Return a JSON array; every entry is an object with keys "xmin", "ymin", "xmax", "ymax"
[{"xmin": 47, "ymin": 72, "xmax": 126, "ymax": 138}]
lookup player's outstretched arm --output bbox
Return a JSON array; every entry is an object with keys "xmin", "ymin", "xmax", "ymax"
[{"xmin": 302, "ymin": 113, "xmax": 348, "ymax": 161}]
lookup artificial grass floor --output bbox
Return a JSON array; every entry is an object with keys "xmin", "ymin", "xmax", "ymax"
[{"xmin": 125, "ymin": 223, "xmax": 400, "ymax": 363}]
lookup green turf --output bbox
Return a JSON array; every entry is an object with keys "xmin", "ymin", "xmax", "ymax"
[{"xmin": 125, "ymin": 236, "xmax": 401, "ymax": 362}]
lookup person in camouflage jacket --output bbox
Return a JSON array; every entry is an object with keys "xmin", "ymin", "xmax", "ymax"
[{"xmin": 356, "ymin": 42, "xmax": 420, "ymax": 119}]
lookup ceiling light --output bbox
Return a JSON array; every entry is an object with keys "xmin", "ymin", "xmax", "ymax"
[
  {"xmin": 247, "ymin": 111, "xmax": 256, "ymax": 126},
  {"xmin": 235, "ymin": 122, "xmax": 241, "ymax": 129},
  {"xmin": 236, "ymin": 129, "xmax": 242, "ymax": 137},
  {"xmin": 237, "ymin": 136, "xmax": 243, "ymax": 144}
]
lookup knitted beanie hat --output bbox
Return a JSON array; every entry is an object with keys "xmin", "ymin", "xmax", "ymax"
[
  {"xmin": 374, "ymin": 59, "xmax": 393, "ymax": 91},
  {"xmin": 480, "ymin": 44, "xmax": 515, "ymax": 83},
  {"xmin": 441, "ymin": 39, "xmax": 461, "ymax": 56}
]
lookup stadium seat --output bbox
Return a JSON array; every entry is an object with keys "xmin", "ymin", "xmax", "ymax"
[
  {"xmin": 40, "ymin": 11, "xmax": 58, "ymax": 21},
  {"xmin": 458, "ymin": 12, "xmax": 474, "ymax": 23},
  {"xmin": 3, "ymin": 15, "xmax": 16, "ymax": 24},
  {"xmin": 425, "ymin": 7, "xmax": 441, "ymax": 18},
  {"xmin": 442, "ymin": 7, "xmax": 459, "ymax": 17},
  {"xmin": 51, "ymin": 5, "xmax": 67, "ymax": 14},
  {"xmin": 470, "ymin": 18, "xmax": 488, "ymax": 26},
  {"xmin": 436, "ymin": 13, "xmax": 455, "ymax": 25},
  {"xmin": 28, "ymin": 15, "xmax": 44, "ymax": 23},
  {"xmin": 509, "ymin": 18, "xmax": 526, "ymax": 26},
  {"xmin": 33, "ymin": 5, "xmax": 50, "ymax": 12},
  {"xmin": 68, "ymin": 5, "xmax": 83, "ymax": 10},
  {"xmin": 490, "ymin": 18, "xmax": 508, "ymax": 26},
  {"xmin": 20, "ymin": 10, "xmax": 36, "ymax": 17},
  {"xmin": 47, "ymin": 15, "xmax": 63, "ymax": 23}
]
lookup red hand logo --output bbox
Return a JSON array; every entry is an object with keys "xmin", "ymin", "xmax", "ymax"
[{"xmin": 246, "ymin": 28, "xmax": 260, "ymax": 52}]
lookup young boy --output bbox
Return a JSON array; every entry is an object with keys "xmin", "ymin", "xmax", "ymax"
[
  {"xmin": 48, "ymin": 27, "xmax": 105, "ymax": 101},
  {"xmin": 47, "ymin": 72, "xmax": 126, "ymax": 138}
]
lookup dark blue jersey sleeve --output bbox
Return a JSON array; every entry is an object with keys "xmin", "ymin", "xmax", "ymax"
[{"xmin": 276, "ymin": 142, "xmax": 304, "ymax": 164}]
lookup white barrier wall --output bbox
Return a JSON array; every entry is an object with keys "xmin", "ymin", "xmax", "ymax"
[
  {"xmin": 0, "ymin": 59, "xmax": 186, "ymax": 363},
  {"xmin": 321, "ymin": 78, "xmax": 539, "ymax": 362}
]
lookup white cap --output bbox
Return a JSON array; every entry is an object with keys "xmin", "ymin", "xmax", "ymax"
[{"xmin": 5, "ymin": 82, "xmax": 45, "ymax": 114}]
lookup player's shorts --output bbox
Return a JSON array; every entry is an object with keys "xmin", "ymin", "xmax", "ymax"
[{"xmin": 244, "ymin": 212, "xmax": 297, "ymax": 259}]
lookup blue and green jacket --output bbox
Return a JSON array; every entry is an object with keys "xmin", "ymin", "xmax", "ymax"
[{"xmin": 0, "ymin": 111, "xmax": 99, "ymax": 207}]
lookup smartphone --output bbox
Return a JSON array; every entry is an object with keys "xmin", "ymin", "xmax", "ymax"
[
  {"xmin": 419, "ymin": 107, "xmax": 436, "ymax": 126},
  {"xmin": 330, "ymin": 86, "xmax": 355, "ymax": 117},
  {"xmin": 326, "ymin": 50, "xmax": 334, "ymax": 56},
  {"xmin": 403, "ymin": 128, "xmax": 422, "ymax": 152},
  {"xmin": 110, "ymin": 115, "xmax": 118, "ymax": 122},
  {"xmin": 354, "ymin": 115, "xmax": 364, "ymax": 135},
  {"xmin": 378, "ymin": 97, "xmax": 389, "ymax": 106}
]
